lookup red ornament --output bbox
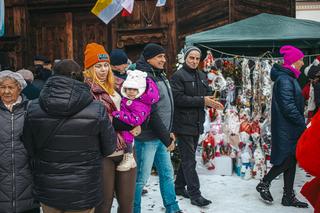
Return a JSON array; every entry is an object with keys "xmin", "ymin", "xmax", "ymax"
[{"xmin": 240, "ymin": 121, "xmax": 251, "ymax": 134}]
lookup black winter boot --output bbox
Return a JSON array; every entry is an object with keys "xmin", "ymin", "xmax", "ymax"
[
  {"xmin": 191, "ymin": 195, "xmax": 212, "ymax": 207},
  {"xmin": 175, "ymin": 188, "xmax": 190, "ymax": 198},
  {"xmin": 281, "ymin": 190, "xmax": 309, "ymax": 208},
  {"xmin": 256, "ymin": 180, "xmax": 273, "ymax": 202}
]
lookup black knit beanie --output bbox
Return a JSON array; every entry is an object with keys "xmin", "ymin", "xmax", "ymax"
[
  {"xmin": 143, "ymin": 43, "xmax": 165, "ymax": 60},
  {"xmin": 184, "ymin": 46, "xmax": 201, "ymax": 60},
  {"xmin": 110, "ymin": 49, "xmax": 128, "ymax": 66},
  {"xmin": 308, "ymin": 65, "xmax": 320, "ymax": 80}
]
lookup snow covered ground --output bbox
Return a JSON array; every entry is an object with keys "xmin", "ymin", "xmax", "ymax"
[{"xmin": 111, "ymin": 155, "xmax": 314, "ymax": 213}]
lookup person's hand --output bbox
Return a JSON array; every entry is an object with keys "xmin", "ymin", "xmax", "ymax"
[
  {"xmin": 170, "ymin": 133, "xmax": 176, "ymax": 143},
  {"xmin": 212, "ymin": 100, "xmax": 224, "ymax": 110},
  {"xmin": 204, "ymin": 96, "xmax": 224, "ymax": 110},
  {"xmin": 204, "ymin": 96, "xmax": 214, "ymax": 107},
  {"xmin": 167, "ymin": 141, "xmax": 175, "ymax": 152},
  {"xmin": 130, "ymin": 125, "xmax": 141, "ymax": 136}
]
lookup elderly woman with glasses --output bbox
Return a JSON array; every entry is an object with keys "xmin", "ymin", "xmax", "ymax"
[{"xmin": 0, "ymin": 70, "xmax": 39, "ymax": 213}]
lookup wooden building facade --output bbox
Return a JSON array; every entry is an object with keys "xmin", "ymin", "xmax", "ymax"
[{"xmin": 0, "ymin": 0, "xmax": 295, "ymax": 74}]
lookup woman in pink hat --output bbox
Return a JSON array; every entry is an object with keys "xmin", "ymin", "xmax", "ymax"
[{"xmin": 256, "ymin": 45, "xmax": 309, "ymax": 208}]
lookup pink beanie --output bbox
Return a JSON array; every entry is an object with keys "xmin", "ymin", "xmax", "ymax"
[{"xmin": 280, "ymin": 45, "xmax": 304, "ymax": 65}]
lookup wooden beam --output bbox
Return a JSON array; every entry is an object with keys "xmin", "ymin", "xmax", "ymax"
[
  {"xmin": 165, "ymin": 0, "xmax": 177, "ymax": 76},
  {"xmin": 13, "ymin": 7, "xmax": 21, "ymax": 35},
  {"xmin": 65, "ymin": 12, "xmax": 73, "ymax": 59}
]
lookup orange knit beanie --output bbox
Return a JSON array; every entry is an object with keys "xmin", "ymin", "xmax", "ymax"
[{"xmin": 84, "ymin": 43, "xmax": 110, "ymax": 69}]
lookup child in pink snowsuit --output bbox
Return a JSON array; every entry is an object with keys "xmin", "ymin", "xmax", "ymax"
[{"xmin": 112, "ymin": 70, "xmax": 160, "ymax": 171}]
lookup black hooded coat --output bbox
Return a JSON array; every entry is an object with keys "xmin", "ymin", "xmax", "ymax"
[{"xmin": 22, "ymin": 75, "xmax": 116, "ymax": 210}]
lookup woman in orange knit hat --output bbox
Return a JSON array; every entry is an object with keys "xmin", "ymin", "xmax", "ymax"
[{"xmin": 83, "ymin": 43, "xmax": 138, "ymax": 213}]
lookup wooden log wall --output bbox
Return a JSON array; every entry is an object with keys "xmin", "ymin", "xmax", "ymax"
[
  {"xmin": 176, "ymin": 0, "xmax": 229, "ymax": 47},
  {"xmin": 114, "ymin": 0, "xmax": 177, "ymax": 74},
  {"xmin": 0, "ymin": 0, "xmax": 28, "ymax": 69},
  {"xmin": 229, "ymin": 0, "xmax": 296, "ymax": 22},
  {"xmin": 1, "ymin": 0, "xmax": 295, "ymax": 74},
  {"xmin": 176, "ymin": 0, "xmax": 295, "ymax": 50}
]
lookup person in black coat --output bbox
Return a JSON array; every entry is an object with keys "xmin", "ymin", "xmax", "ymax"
[
  {"xmin": 110, "ymin": 48, "xmax": 129, "ymax": 80},
  {"xmin": 32, "ymin": 55, "xmax": 52, "ymax": 90},
  {"xmin": 22, "ymin": 60, "xmax": 117, "ymax": 212},
  {"xmin": 0, "ymin": 70, "xmax": 40, "ymax": 213},
  {"xmin": 307, "ymin": 64, "xmax": 320, "ymax": 113},
  {"xmin": 17, "ymin": 69, "xmax": 40, "ymax": 100},
  {"xmin": 170, "ymin": 46, "xmax": 223, "ymax": 207},
  {"xmin": 256, "ymin": 45, "xmax": 308, "ymax": 208}
]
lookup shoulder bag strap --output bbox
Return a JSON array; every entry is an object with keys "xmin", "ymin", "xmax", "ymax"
[{"xmin": 35, "ymin": 118, "xmax": 67, "ymax": 157}]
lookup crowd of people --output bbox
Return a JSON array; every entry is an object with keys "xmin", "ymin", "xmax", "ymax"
[{"xmin": 0, "ymin": 43, "xmax": 319, "ymax": 213}]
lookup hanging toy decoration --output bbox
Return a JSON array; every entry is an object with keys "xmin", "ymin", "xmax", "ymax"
[{"xmin": 203, "ymin": 50, "xmax": 214, "ymax": 72}]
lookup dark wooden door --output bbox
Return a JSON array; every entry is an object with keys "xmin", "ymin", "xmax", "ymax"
[
  {"xmin": 29, "ymin": 10, "xmax": 110, "ymax": 69},
  {"xmin": 29, "ymin": 12, "xmax": 69, "ymax": 65}
]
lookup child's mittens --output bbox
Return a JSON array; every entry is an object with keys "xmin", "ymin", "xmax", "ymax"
[{"xmin": 112, "ymin": 111, "xmax": 121, "ymax": 118}]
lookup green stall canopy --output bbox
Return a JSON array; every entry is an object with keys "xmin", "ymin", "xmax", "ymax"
[{"xmin": 186, "ymin": 13, "xmax": 320, "ymax": 49}]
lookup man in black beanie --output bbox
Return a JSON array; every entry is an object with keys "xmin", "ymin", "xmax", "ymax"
[
  {"xmin": 110, "ymin": 48, "xmax": 129, "ymax": 80},
  {"xmin": 170, "ymin": 45, "xmax": 223, "ymax": 207},
  {"xmin": 133, "ymin": 43, "xmax": 182, "ymax": 213},
  {"xmin": 307, "ymin": 65, "xmax": 320, "ymax": 115},
  {"xmin": 33, "ymin": 55, "xmax": 52, "ymax": 90}
]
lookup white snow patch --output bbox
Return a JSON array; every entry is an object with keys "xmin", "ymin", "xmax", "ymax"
[{"xmin": 111, "ymin": 155, "xmax": 314, "ymax": 213}]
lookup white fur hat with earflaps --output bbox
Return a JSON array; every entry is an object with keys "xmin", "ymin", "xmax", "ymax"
[{"xmin": 121, "ymin": 69, "xmax": 147, "ymax": 99}]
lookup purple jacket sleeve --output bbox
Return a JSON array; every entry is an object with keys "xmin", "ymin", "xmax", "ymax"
[
  {"xmin": 138, "ymin": 78, "xmax": 160, "ymax": 105},
  {"xmin": 112, "ymin": 100, "xmax": 151, "ymax": 126}
]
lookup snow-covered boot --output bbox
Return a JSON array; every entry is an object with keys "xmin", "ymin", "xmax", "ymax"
[
  {"xmin": 281, "ymin": 189, "xmax": 308, "ymax": 208},
  {"xmin": 256, "ymin": 180, "xmax": 273, "ymax": 202},
  {"xmin": 117, "ymin": 153, "xmax": 137, "ymax": 171}
]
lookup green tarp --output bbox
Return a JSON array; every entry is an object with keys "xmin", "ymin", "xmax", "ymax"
[{"xmin": 186, "ymin": 13, "xmax": 320, "ymax": 49}]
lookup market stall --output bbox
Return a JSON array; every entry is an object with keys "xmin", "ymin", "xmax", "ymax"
[{"xmin": 176, "ymin": 13, "xmax": 320, "ymax": 180}]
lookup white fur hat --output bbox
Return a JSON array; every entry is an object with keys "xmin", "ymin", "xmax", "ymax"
[{"xmin": 121, "ymin": 70, "xmax": 147, "ymax": 99}]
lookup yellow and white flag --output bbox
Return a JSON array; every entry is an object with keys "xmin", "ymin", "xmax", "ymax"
[
  {"xmin": 91, "ymin": 0, "xmax": 123, "ymax": 25},
  {"xmin": 122, "ymin": 0, "xmax": 134, "ymax": 14}
]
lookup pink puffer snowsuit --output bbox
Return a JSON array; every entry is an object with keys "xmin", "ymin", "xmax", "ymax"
[{"xmin": 112, "ymin": 77, "xmax": 160, "ymax": 144}]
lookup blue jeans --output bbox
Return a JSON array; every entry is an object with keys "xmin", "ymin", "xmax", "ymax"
[{"xmin": 134, "ymin": 139, "xmax": 180, "ymax": 213}]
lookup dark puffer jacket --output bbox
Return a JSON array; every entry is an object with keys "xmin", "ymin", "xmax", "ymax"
[
  {"xmin": 170, "ymin": 64, "xmax": 212, "ymax": 136},
  {"xmin": 0, "ymin": 96, "xmax": 38, "ymax": 213},
  {"xmin": 270, "ymin": 64, "xmax": 306, "ymax": 165},
  {"xmin": 22, "ymin": 75, "xmax": 117, "ymax": 210}
]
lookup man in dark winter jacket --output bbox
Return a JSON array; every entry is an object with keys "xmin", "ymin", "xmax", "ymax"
[
  {"xmin": 33, "ymin": 55, "xmax": 52, "ymax": 90},
  {"xmin": 170, "ymin": 46, "xmax": 223, "ymax": 207},
  {"xmin": 307, "ymin": 65, "xmax": 320, "ymax": 113},
  {"xmin": 22, "ymin": 59, "xmax": 117, "ymax": 212},
  {"xmin": 256, "ymin": 45, "xmax": 308, "ymax": 208},
  {"xmin": 133, "ymin": 43, "xmax": 182, "ymax": 213},
  {"xmin": 110, "ymin": 48, "xmax": 129, "ymax": 80},
  {"xmin": 17, "ymin": 69, "xmax": 40, "ymax": 100}
]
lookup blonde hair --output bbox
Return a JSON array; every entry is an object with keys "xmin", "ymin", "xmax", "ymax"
[{"xmin": 83, "ymin": 65, "xmax": 115, "ymax": 95}]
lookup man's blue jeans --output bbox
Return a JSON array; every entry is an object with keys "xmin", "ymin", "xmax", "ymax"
[{"xmin": 134, "ymin": 139, "xmax": 180, "ymax": 213}]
